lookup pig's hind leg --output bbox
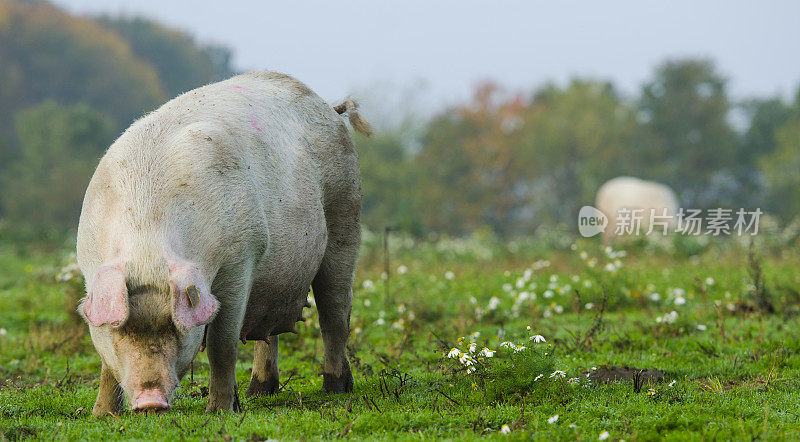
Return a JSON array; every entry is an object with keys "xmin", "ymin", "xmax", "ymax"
[
  {"xmin": 312, "ymin": 203, "xmax": 359, "ymax": 393},
  {"xmin": 246, "ymin": 337, "xmax": 280, "ymax": 396}
]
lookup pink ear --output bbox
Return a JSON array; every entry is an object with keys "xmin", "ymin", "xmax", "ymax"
[
  {"xmin": 82, "ymin": 265, "xmax": 128, "ymax": 328},
  {"xmin": 169, "ymin": 263, "xmax": 218, "ymax": 333}
]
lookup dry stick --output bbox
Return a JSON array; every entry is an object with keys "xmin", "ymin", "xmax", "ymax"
[
  {"xmin": 236, "ymin": 411, "xmax": 248, "ymax": 429},
  {"xmin": 384, "ymin": 226, "xmax": 391, "ymax": 306},
  {"xmin": 433, "ymin": 388, "xmax": 461, "ymax": 406},
  {"xmin": 50, "ymin": 422, "xmax": 62, "ymax": 441},
  {"xmin": 337, "ymin": 420, "xmax": 355, "ymax": 439}
]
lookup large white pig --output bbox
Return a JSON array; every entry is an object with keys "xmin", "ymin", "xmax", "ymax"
[
  {"xmin": 595, "ymin": 176, "xmax": 679, "ymax": 242},
  {"xmin": 76, "ymin": 72, "xmax": 371, "ymax": 415}
]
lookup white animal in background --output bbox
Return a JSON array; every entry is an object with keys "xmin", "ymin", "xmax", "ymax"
[{"xmin": 594, "ymin": 176, "xmax": 680, "ymax": 242}]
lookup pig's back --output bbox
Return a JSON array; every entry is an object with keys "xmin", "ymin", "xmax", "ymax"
[{"xmin": 80, "ymin": 72, "xmax": 350, "ymax": 303}]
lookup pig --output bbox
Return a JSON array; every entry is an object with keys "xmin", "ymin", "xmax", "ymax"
[
  {"xmin": 594, "ymin": 176, "xmax": 679, "ymax": 242},
  {"xmin": 76, "ymin": 71, "xmax": 372, "ymax": 415}
]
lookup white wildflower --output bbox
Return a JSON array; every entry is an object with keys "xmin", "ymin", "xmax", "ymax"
[
  {"xmin": 447, "ymin": 348, "xmax": 460, "ymax": 358},
  {"xmin": 657, "ymin": 311, "xmax": 678, "ymax": 324},
  {"xmin": 674, "ymin": 296, "xmax": 686, "ymax": 306},
  {"xmin": 585, "ymin": 302, "xmax": 594, "ymax": 310},
  {"xmin": 705, "ymin": 277, "xmax": 715, "ymax": 286},
  {"xmin": 530, "ymin": 334, "xmax": 546, "ymax": 343},
  {"xmin": 534, "ymin": 374, "xmax": 544, "ymax": 381},
  {"xmin": 598, "ymin": 431, "xmax": 610, "ymax": 440},
  {"xmin": 397, "ymin": 265, "xmax": 408, "ymax": 275},
  {"xmin": 479, "ymin": 348, "xmax": 495, "ymax": 358},
  {"xmin": 445, "ymin": 271, "xmax": 455, "ymax": 280},
  {"xmin": 499, "ymin": 425, "xmax": 511, "ymax": 434},
  {"xmin": 697, "ymin": 324, "xmax": 707, "ymax": 331},
  {"xmin": 550, "ymin": 370, "xmax": 566, "ymax": 379},
  {"xmin": 548, "ymin": 414, "xmax": 559, "ymax": 424},
  {"xmin": 514, "ymin": 345, "xmax": 526, "ymax": 353},
  {"xmin": 362, "ymin": 279, "xmax": 375, "ymax": 290},
  {"xmin": 500, "ymin": 341, "xmax": 514, "ymax": 349}
]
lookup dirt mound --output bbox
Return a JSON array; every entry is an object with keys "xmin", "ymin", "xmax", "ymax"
[{"xmin": 587, "ymin": 366, "xmax": 668, "ymax": 384}]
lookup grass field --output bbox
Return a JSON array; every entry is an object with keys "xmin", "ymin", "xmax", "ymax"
[{"xmin": 1, "ymin": 231, "xmax": 800, "ymax": 440}]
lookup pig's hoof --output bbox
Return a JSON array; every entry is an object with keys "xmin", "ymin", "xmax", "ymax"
[
  {"xmin": 91, "ymin": 399, "xmax": 123, "ymax": 418},
  {"xmin": 323, "ymin": 364, "xmax": 353, "ymax": 394},
  {"xmin": 91, "ymin": 406, "xmax": 121, "ymax": 418},
  {"xmin": 205, "ymin": 387, "xmax": 241, "ymax": 413},
  {"xmin": 245, "ymin": 376, "xmax": 280, "ymax": 397}
]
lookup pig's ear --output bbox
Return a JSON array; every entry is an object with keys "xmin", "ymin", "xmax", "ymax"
[
  {"xmin": 82, "ymin": 265, "xmax": 129, "ymax": 328},
  {"xmin": 169, "ymin": 263, "xmax": 218, "ymax": 333}
]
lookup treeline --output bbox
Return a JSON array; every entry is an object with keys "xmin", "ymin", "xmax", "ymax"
[
  {"xmin": 0, "ymin": 1, "xmax": 798, "ymax": 240},
  {"xmin": 358, "ymin": 63, "xmax": 800, "ymax": 236},
  {"xmin": 0, "ymin": 0, "xmax": 234, "ymax": 237}
]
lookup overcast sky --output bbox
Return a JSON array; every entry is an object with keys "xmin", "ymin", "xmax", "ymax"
[{"xmin": 52, "ymin": 0, "xmax": 800, "ymax": 118}]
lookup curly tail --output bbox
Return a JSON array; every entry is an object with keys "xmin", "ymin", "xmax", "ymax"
[{"xmin": 334, "ymin": 99, "xmax": 373, "ymax": 137}]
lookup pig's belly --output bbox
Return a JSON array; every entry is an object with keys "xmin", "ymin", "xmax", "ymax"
[{"xmin": 238, "ymin": 216, "xmax": 327, "ymax": 342}]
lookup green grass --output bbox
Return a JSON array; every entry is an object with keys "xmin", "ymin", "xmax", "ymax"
[{"xmin": 2, "ymin": 234, "xmax": 800, "ymax": 440}]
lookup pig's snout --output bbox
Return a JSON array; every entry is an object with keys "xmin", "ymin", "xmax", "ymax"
[{"xmin": 132, "ymin": 388, "xmax": 170, "ymax": 413}]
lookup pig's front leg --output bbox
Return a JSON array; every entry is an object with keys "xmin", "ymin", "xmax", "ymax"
[
  {"xmin": 92, "ymin": 363, "xmax": 124, "ymax": 417},
  {"xmin": 205, "ymin": 283, "xmax": 249, "ymax": 413}
]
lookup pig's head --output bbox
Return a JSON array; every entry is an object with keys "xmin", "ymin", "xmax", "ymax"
[{"xmin": 80, "ymin": 261, "xmax": 218, "ymax": 413}]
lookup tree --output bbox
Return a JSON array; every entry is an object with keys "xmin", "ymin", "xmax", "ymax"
[
  {"xmin": 637, "ymin": 59, "xmax": 738, "ymax": 207},
  {"xmin": 735, "ymin": 97, "xmax": 795, "ymax": 208},
  {"xmin": 0, "ymin": 1, "xmax": 165, "ymax": 134},
  {"xmin": 1, "ymin": 102, "xmax": 114, "ymax": 231},
  {"xmin": 355, "ymin": 131, "xmax": 420, "ymax": 234},
  {"xmin": 759, "ymin": 93, "xmax": 800, "ymax": 221},
  {"xmin": 99, "ymin": 16, "xmax": 236, "ymax": 97},
  {"xmin": 519, "ymin": 80, "xmax": 638, "ymax": 226},
  {"xmin": 414, "ymin": 83, "xmax": 528, "ymax": 236},
  {"xmin": 414, "ymin": 80, "xmax": 638, "ymax": 236}
]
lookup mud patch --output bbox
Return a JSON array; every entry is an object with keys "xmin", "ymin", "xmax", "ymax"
[{"xmin": 587, "ymin": 366, "xmax": 668, "ymax": 384}]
